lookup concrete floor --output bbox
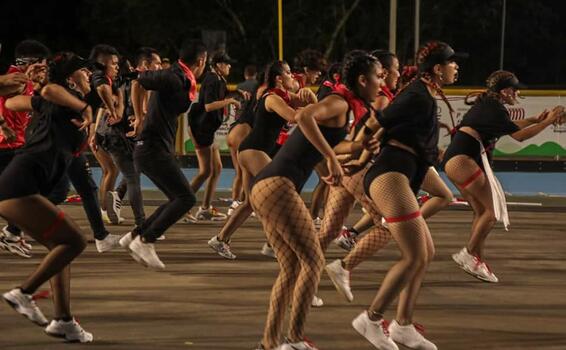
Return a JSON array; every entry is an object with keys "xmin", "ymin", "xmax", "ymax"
[{"xmin": 1, "ymin": 206, "xmax": 565, "ymax": 350}]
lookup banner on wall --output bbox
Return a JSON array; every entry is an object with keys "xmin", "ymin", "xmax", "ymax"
[
  {"xmin": 437, "ymin": 93, "xmax": 565, "ymax": 159},
  {"xmin": 177, "ymin": 90, "xmax": 566, "ymax": 160}
]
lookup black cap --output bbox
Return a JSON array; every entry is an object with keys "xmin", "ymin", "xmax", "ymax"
[
  {"xmin": 418, "ymin": 41, "xmax": 468, "ymax": 71},
  {"xmin": 211, "ymin": 52, "xmax": 236, "ymax": 65},
  {"xmin": 487, "ymin": 71, "xmax": 527, "ymax": 92},
  {"xmin": 49, "ymin": 53, "xmax": 90, "ymax": 84}
]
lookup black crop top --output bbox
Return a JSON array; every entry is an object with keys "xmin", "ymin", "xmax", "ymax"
[
  {"xmin": 378, "ymin": 79, "xmax": 439, "ymax": 165},
  {"xmin": 458, "ymin": 95, "xmax": 519, "ymax": 145}
]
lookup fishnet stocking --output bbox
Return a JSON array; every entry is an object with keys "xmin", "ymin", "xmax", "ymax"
[
  {"xmin": 251, "ymin": 177, "xmax": 324, "ymax": 348},
  {"xmin": 419, "ymin": 167, "xmax": 453, "ymax": 218},
  {"xmin": 366, "ymin": 172, "xmax": 433, "ymax": 322}
]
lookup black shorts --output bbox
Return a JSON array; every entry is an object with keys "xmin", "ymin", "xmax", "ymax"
[
  {"xmin": 0, "ymin": 148, "xmax": 16, "ymax": 173},
  {"xmin": 442, "ymin": 130, "xmax": 483, "ymax": 170},
  {"xmin": 364, "ymin": 145, "xmax": 429, "ymax": 196},
  {"xmin": 0, "ymin": 151, "xmax": 70, "ymax": 201}
]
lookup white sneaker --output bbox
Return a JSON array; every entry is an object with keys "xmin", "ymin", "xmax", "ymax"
[
  {"xmin": 311, "ymin": 295, "xmax": 324, "ymax": 308},
  {"xmin": 0, "ymin": 227, "xmax": 32, "ymax": 258},
  {"xmin": 119, "ymin": 232, "xmax": 134, "ymax": 250},
  {"xmin": 281, "ymin": 338, "xmax": 319, "ymax": 350},
  {"xmin": 95, "ymin": 233, "xmax": 121, "ymax": 253},
  {"xmin": 2, "ymin": 288, "xmax": 48, "ymax": 326},
  {"xmin": 325, "ymin": 259, "xmax": 353, "ymax": 302},
  {"xmin": 313, "ymin": 217, "xmax": 322, "ymax": 230},
  {"xmin": 196, "ymin": 206, "xmax": 227, "ymax": 221},
  {"xmin": 452, "ymin": 247, "xmax": 498, "ymax": 283},
  {"xmin": 105, "ymin": 191, "xmax": 123, "ymax": 225},
  {"xmin": 334, "ymin": 227, "xmax": 357, "ymax": 251},
  {"xmin": 208, "ymin": 236, "xmax": 236, "ymax": 260},
  {"xmin": 227, "ymin": 200, "xmax": 241, "ymax": 217},
  {"xmin": 182, "ymin": 213, "xmax": 198, "ymax": 223},
  {"xmin": 352, "ymin": 311, "xmax": 398, "ymax": 350},
  {"xmin": 101, "ymin": 209, "xmax": 124, "ymax": 225},
  {"xmin": 45, "ymin": 318, "xmax": 93, "ymax": 343},
  {"xmin": 261, "ymin": 243, "xmax": 276, "ymax": 259},
  {"xmin": 128, "ymin": 236, "xmax": 165, "ymax": 270},
  {"xmin": 388, "ymin": 320, "xmax": 437, "ymax": 350}
]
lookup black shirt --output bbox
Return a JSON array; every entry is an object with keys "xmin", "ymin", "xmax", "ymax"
[
  {"xmin": 85, "ymin": 70, "xmax": 117, "ymax": 114},
  {"xmin": 458, "ymin": 95, "xmax": 520, "ymax": 145},
  {"xmin": 239, "ymin": 94, "xmax": 288, "ymax": 154},
  {"xmin": 191, "ymin": 71, "xmax": 228, "ymax": 134},
  {"xmin": 378, "ymin": 79, "xmax": 439, "ymax": 165},
  {"xmin": 137, "ymin": 62, "xmax": 192, "ymax": 153},
  {"xmin": 237, "ymin": 79, "xmax": 259, "ymax": 94},
  {"xmin": 23, "ymin": 92, "xmax": 86, "ymax": 155}
]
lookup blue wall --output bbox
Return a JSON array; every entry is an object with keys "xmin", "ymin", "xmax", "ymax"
[{"xmin": 89, "ymin": 168, "xmax": 566, "ymax": 196}]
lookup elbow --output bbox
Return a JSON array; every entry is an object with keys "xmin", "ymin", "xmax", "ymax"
[
  {"xmin": 295, "ymin": 110, "xmax": 308, "ymax": 124},
  {"xmin": 40, "ymin": 84, "xmax": 56, "ymax": 99}
]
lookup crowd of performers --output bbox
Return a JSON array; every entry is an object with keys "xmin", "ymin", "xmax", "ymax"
[{"xmin": 0, "ymin": 38, "xmax": 564, "ymax": 349}]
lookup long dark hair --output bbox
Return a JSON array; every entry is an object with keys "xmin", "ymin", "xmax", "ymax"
[
  {"xmin": 342, "ymin": 50, "xmax": 380, "ymax": 100},
  {"xmin": 265, "ymin": 60, "xmax": 288, "ymax": 89}
]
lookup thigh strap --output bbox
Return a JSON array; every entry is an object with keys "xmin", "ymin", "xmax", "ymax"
[
  {"xmin": 42, "ymin": 211, "xmax": 65, "ymax": 240},
  {"xmin": 384, "ymin": 210, "xmax": 421, "ymax": 223},
  {"xmin": 460, "ymin": 168, "xmax": 483, "ymax": 189}
]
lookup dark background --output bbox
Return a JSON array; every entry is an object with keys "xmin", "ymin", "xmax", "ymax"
[{"xmin": 1, "ymin": 0, "xmax": 564, "ymax": 87}]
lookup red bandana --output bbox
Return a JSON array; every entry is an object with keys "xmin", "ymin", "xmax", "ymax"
[
  {"xmin": 380, "ymin": 85, "xmax": 395, "ymax": 102},
  {"xmin": 178, "ymin": 60, "xmax": 197, "ymax": 101},
  {"xmin": 332, "ymin": 83, "xmax": 368, "ymax": 129},
  {"xmin": 267, "ymin": 87, "xmax": 291, "ymax": 104}
]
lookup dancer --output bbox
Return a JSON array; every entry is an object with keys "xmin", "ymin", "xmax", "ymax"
[
  {"xmin": 208, "ymin": 60, "xmax": 316, "ymax": 260},
  {"xmin": 187, "ymin": 51, "xmax": 240, "ymax": 221},
  {"xmin": 118, "ymin": 41, "xmax": 206, "ymax": 269},
  {"xmin": 87, "ymin": 44, "xmax": 123, "ymax": 224},
  {"xmin": 226, "ymin": 69, "xmax": 265, "ymax": 216},
  {"xmin": 446, "ymin": 70, "xmax": 565, "ymax": 282},
  {"xmin": 1, "ymin": 52, "xmax": 94, "ymax": 342},
  {"xmin": 251, "ymin": 52, "xmax": 382, "ymax": 350},
  {"xmin": 351, "ymin": 41, "xmax": 463, "ymax": 350},
  {"xmin": 0, "ymin": 39, "xmax": 50, "ymax": 258}
]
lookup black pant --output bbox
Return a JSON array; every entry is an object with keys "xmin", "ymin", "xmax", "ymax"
[
  {"xmin": 48, "ymin": 154, "xmax": 108, "ymax": 240},
  {"xmin": 134, "ymin": 143, "xmax": 196, "ymax": 242}
]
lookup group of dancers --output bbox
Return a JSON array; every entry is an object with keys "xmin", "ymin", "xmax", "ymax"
[{"xmin": 0, "ymin": 38, "xmax": 564, "ymax": 349}]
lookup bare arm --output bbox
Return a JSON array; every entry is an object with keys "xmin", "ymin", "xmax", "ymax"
[
  {"xmin": 510, "ymin": 106, "xmax": 564, "ymax": 141},
  {"xmin": 96, "ymin": 84, "xmax": 118, "ymax": 119},
  {"xmin": 265, "ymin": 94, "xmax": 297, "ymax": 123},
  {"xmin": 205, "ymin": 98, "xmax": 239, "ymax": 112}
]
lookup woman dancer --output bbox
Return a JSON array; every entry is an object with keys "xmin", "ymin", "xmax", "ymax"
[
  {"xmin": 87, "ymin": 44, "xmax": 123, "ymax": 224},
  {"xmin": 351, "ymin": 41, "xmax": 463, "ymax": 350},
  {"xmin": 208, "ymin": 60, "xmax": 316, "ymax": 260},
  {"xmin": 251, "ymin": 52, "xmax": 382, "ymax": 350},
  {"xmin": 187, "ymin": 52, "xmax": 240, "ymax": 221},
  {"xmin": 445, "ymin": 70, "xmax": 565, "ymax": 282},
  {"xmin": 1, "ymin": 52, "xmax": 94, "ymax": 342}
]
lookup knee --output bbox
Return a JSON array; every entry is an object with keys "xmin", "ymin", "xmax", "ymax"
[
  {"xmin": 402, "ymin": 250, "xmax": 428, "ymax": 272},
  {"xmin": 179, "ymin": 191, "xmax": 197, "ymax": 210},
  {"xmin": 199, "ymin": 166, "xmax": 212, "ymax": 179},
  {"xmin": 483, "ymin": 210, "xmax": 497, "ymax": 226},
  {"xmin": 426, "ymin": 245, "xmax": 436, "ymax": 264}
]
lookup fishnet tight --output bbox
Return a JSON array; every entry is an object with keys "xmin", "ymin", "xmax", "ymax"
[{"xmin": 250, "ymin": 177, "xmax": 324, "ymax": 349}]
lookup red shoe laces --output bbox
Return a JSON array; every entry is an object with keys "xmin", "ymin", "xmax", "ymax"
[
  {"xmin": 32, "ymin": 290, "xmax": 50, "ymax": 300},
  {"xmin": 472, "ymin": 256, "xmax": 493, "ymax": 273},
  {"xmin": 381, "ymin": 319, "xmax": 391, "ymax": 336},
  {"xmin": 414, "ymin": 322, "xmax": 426, "ymax": 334},
  {"xmin": 302, "ymin": 336, "xmax": 319, "ymax": 349}
]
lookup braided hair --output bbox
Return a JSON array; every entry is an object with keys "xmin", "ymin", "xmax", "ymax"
[
  {"xmin": 341, "ymin": 50, "xmax": 381, "ymax": 102},
  {"xmin": 398, "ymin": 41, "xmax": 458, "ymax": 129},
  {"xmin": 465, "ymin": 70, "xmax": 519, "ymax": 105}
]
